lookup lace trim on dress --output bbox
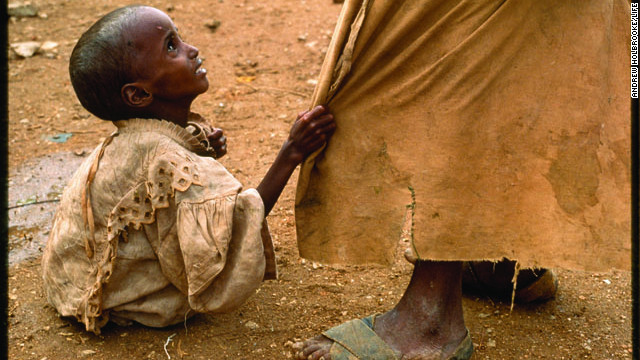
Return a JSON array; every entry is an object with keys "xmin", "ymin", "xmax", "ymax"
[{"xmin": 114, "ymin": 116, "xmax": 219, "ymax": 158}]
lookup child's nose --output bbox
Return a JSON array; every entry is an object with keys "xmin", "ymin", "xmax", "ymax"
[{"xmin": 186, "ymin": 44, "xmax": 199, "ymax": 59}]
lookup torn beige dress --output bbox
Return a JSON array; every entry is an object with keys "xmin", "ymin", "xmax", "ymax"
[
  {"xmin": 42, "ymin": 118, "xmax": 276, "ymax": 334},
  {"xmin": 296, "ymin": 0, "xmax": 631, "ymax": 271}
]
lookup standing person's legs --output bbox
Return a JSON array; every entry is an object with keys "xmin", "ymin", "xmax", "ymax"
[
  {"xmin": 462, "ymin": 260, "xmax": 558, "ymax": 304},
  {"xmin": 296, "ymin": 260, "xmax": 472, "ymax": 360}
]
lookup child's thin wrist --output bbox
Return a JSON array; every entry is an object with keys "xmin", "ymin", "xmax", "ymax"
[{"xmin": 278, "ymin": 140, "xmax": 304, "ymax": 166}]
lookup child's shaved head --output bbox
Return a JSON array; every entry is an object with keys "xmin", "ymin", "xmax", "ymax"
[{"xmin": 69, "ymin": 5, "xmax": 143, "ymax": 120}]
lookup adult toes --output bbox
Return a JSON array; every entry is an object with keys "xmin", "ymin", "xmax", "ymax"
[
  {"xmin": 293, "ymin": 336, "xmax": 333, "ymax": 360},
  {"xmin": 307, "ymin": 348, "xmax": 331, "ymax": 360}
]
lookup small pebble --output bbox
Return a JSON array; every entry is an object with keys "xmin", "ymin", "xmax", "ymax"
[{"xmin": 8, "ymin": 2, "xmax": 39, "ymax": 17}]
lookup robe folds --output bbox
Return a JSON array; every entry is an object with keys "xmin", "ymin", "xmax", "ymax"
[{"xmin": 295, "ymin": 0, "xmax": 631, "ymax": 271}]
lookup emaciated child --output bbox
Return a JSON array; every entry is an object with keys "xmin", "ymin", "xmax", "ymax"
[{"xmin": 42, "ymin": 5, "xmax": 335, "ymax": 334}]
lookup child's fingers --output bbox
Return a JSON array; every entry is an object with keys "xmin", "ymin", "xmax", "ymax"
[
  {"xmin": 301, "ymin": 114, "xmax": 335, "ymax": 138},
  {"xmin": 302, "ymin": 136, "xmax": 327, "ymax": 154},
  {"xmin": 307, "ymin": 125, "xmax": 334, "ymax": 146},
  {"xmin": 296, "ymin": 110, "xmax": 309, "ymax": 120},
  {"xmin": 215, "ymin": 139, "xmax": 227, "ymax": 150},
  {"xmin": 207, "ymin": 128, "xmax": 224, "ymax": 141},
  {"xmin": 296, "ymin": 105, "xmax": 323, "ymax": 120},
  {"xmin": 294, "ymin": 106, "xmax": 330, "ymax": 129},
  {"xmin": 209, "ymin": 135, "xmax": 227, "ymax": 148},
  {"xmin": 310, "ymin": 123, "xmax": 335, "ymax": 140},
  {"xmin": 312, "ymin": 113, "xmax": 334, "ymax": 125},
  {"xmin": 316, "ymin": 115, "xmax": 336, "ymax": 130},
  {"xmin": 300, "ymin": 105, "xmax": 328, "ymax": 121}
]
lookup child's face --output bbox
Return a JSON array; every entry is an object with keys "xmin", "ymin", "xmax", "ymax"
[{"xmin": 128, "ymin": 7, "xmax": 209, "ymax": 102}]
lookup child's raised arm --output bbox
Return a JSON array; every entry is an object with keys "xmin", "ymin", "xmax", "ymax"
[{"xmin": 257, "ymin": 105, "xmax": 335, "ymax": 216}]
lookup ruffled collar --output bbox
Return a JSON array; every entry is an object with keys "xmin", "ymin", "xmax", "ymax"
[{"xmin": 113, "ymin": 116, "xmax": 218, "ymax": 158}]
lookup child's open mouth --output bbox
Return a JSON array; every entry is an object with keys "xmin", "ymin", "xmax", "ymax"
[{"xmin": 195, "ymin": 58, "xmax": 207, "ymax": 75}]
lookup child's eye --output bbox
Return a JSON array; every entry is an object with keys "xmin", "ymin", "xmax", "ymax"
[{"xmin": 167, "ymin": 37, "xmax": 177, "ymax": 52}]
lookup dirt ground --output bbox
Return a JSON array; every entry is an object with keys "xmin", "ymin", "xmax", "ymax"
[{"xmin": 6, "ymin": 0, "xmax": 634, "ymax": 359}]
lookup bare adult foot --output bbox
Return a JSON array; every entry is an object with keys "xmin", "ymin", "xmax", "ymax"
[{"xmin": 295, "ymin": 261, "xmax": 471, "ymax": 360}]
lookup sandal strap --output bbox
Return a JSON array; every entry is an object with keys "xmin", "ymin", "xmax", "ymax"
[{"xmin": 323, "ymin": 316, "xmax": 399, "ymax": 360}]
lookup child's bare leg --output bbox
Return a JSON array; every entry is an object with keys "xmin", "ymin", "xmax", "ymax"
[{"xmin": 296, "ymin": 260, "xmax": 467, "ymax": 360}]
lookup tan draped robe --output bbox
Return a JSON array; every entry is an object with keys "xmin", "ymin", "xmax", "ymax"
[{"xmin": 295, "ymin": 0, "xmax": 631, "ymax": 271}]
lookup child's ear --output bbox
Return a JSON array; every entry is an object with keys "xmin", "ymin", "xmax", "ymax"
[{"xmin": 121, "ymin": 84, "xmax": 153, "ymax": 108}]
